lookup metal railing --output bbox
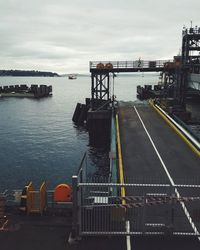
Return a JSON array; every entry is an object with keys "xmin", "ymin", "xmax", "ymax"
[
  {"xmin": 182, "ymin": 26, "xmax": 200, "ymax": 35},
  {"xmin": 72, "ymin": 177, "xmax": 200, "ymax": 237},
  {"xmin": 90, "ymin": 60, "xmax": 172, "ymax": 70},
  {"xmin": 109, "ymin": 107, "xmax": 117, "ymax": 184},
  {"xmin": 76, "ymin": 152, "xmax": 87, "ymax": 183}
]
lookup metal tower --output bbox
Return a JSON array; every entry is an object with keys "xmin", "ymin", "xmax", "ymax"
[
  {"xmin": 90, "ymin": 63, "xmax": 112, "ymax": 110},
  {"xmin": 180, "ymin": 25, "xmax": 200, "ymax": 105},
  {"xmin": 91, "ymin": 72, "xmax": 110, "ymax": 103},
  {"xmin": 182, "ymin": 25, "xmax": 200, "ymax": 68}
]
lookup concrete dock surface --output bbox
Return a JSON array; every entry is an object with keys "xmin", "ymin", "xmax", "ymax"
[
  {"xmin": 117, "ymin": 101, "xmax": 200, "ymax": 249},
  {"xmin": 118, "ymin": 102, "xmax": 200, "ymax": 183},
  {"xmin": 1, "ymin": 215, "xmax": 200, "ymax": 250},
  {"xmin": 0, "ymin": 210, "xmax": 126, "ymax": 250},
  {"xmin": 1, "ymin": 213, "xmax": 200, "ymax": 250}
]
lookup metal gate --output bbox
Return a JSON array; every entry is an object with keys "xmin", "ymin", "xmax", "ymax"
[{"xmin": 72, "ymin": 175, "xmax": 200, "ymax": 238}]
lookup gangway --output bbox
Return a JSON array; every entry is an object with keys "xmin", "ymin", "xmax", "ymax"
[{"xmin": 90, "ymin": 60, "xmax": 171, "ymax": 73}]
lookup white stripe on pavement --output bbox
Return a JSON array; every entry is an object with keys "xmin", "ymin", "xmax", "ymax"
[
  {"xmin": 126, "ymin": 220, "xmax": 131, "ymax": 250},
  {"xmin": 134, "ymin": 106, "xmax": 200, "ymax": 241}
]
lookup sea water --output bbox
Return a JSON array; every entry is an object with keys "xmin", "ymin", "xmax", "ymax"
[{"xmin": 0, "ymin": 74, "xmax": 158, "ymax": 190}]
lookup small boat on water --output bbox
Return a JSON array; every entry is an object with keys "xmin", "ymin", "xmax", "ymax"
[{"xmin": 68, "ymin": 74, "xmax": 77, "ymax": 80}]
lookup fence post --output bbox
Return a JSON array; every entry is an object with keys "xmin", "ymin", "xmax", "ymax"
[
  {"xmin": 170, "ymin": 188, "xmax": 175, "ymax": 234},
  {"xmin": 141, "ymin": 193, "xmax": 146, "ymax": 234},
  {"xmin": 82, "ymin": 155, "xmax": 86, "ymax": 183},
  {"xmin": 164, "ymin": 185, "xmax": 174, "ymax": 236},
  {"xmin": 68, "ymin": 175, "xmax": 80, "ymax": 244}
]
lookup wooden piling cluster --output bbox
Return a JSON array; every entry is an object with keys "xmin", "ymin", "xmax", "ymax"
[
  {"xmin": 31, "ymin": 84, "xmax": 52, "ymax": 98},
  {"xmin": 0, "ymin": 84, "xmax": 52, "ymax": 98},
  {"xmin": 72, "ymin": 98, "xmax": 111, "ymax": 147},
  {"xmin": 72, "ymin": 103, "xmax": 88, "ymax": 125}
]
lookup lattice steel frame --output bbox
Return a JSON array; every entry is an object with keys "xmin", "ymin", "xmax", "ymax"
[
  {"xmin": 180, "ymin": 26, "xmax": 200, "ymax": 105},
  {"xmin": 91, "ymin": 72, "xmax": 110, "ymax": 101},
  {"xmin": 182, "ymin": 26, "xmax": 200, "ymax": 66}
]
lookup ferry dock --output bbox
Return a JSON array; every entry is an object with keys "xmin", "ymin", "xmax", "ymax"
[
  {"xmin": 70, "ymin": 26, "xmax": 200, "ymax": 249},
  {"xmin": 1, "ymin": 26, "xmax": 200, "ymax": 250},
  {"xmin": 70, "ymin": 100, "xmax": 200, "ymax": 250},
  {"xmin": 0, "ymin": 98, "xmax": 200, "ymax": 249}
]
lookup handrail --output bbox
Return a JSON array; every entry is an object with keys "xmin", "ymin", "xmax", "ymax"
[
  {"xmin": 77, "ymin": 152, "xmax": 87, "ymax": 177},
  {"xmin": 78, "ymin": 182, "xmax": 200, "ymax": 188},
  {"xmin": 90, "ymin": 60, "xmax": 172, "ymax": 69},
  {"xmin": 109, "ymin": 107, "xmax": 117, "ymax": 184},
  {"xmin": 76, "ymin": 152, "xmax": 87, "ymax": 184}
]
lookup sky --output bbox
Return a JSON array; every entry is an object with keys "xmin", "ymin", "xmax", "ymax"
[{"xmin": 0, "ymin": 0, "xmax": 200, "ymax": 74}]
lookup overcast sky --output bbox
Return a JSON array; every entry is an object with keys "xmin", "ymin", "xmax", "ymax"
[{"xmin": 0, "ymin": 0, "xmax": 200, "ymax": 74}]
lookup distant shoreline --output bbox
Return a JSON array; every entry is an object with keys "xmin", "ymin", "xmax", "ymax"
[{"xmin": 0, "ymin": 70, "xmax": 59, "ymax": 77}]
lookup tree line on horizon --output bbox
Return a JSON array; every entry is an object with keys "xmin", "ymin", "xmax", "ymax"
[{"xmin": 0, "ymin": 70, "xmax": 59, "ymax": 77}]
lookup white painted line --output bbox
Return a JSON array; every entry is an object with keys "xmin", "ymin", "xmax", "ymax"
[
  {"xmin": 145, "ymin": 223, "xmax": 165, "ymax": 227},
  {"xmin": 134, "ymin": 106, "xmax": 200, "ymax": 241},
  {"xmin": 146, "ymin": 193, "xmax": 167, "ymax": 196},
  {"xmin": 126, "ymin": 220, "xmax": 131, "ymax": 250}
]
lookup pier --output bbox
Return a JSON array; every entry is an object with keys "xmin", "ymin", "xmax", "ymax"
[
  {"xmin": 1, "ymin": 26, "xmax": 200, "ymax": 250},
  {"xmin": 71, "ymin": 101, "xmax": 200, "ymax": 243},
  {"xmin": 1, "ymin": 99, "xmax": 200, "ymax": 250},
  {"xmin": 70, "ymin": 26, "xmax": 200, "ymax": 249}
]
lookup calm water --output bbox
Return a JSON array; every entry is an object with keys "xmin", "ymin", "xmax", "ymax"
[{"xmin": 0, "ymin": 74, "xmax": 158, "ymax": 190}]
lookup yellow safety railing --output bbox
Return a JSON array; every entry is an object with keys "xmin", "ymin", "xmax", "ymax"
[
  {"xmin": 149, "ymin": 100, "xmax": 200, "ymax": 157},
  {"xmin": 116, "ymin": 114, "xmax": 126, "ymax": 202}
]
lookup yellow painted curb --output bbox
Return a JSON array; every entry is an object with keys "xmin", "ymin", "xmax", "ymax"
[
  {"xmin": 116, "ymin": 113, "xmax": 126, "ymax": 204},
  {"xmin": 149, "ymin": 100, "xmax": 200, "ymax": 157}
]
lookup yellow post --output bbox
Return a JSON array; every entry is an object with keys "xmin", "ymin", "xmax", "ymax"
[
  {"xmin": 26, "ymin": 182, "xmax": 34, "ymax": 215},
  {"xmin": 40, "ymin": 182, "xmax": 46, "ymax": 215}
]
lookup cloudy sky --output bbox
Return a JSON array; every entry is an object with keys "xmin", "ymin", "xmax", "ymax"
[{"xmin": 0, "ymin": 0, "xmax": 200, "ymax": 74}]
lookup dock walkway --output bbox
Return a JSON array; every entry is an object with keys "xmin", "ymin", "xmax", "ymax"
[
  {"xmin": 118, "ymin": 102, "xmax": 200, "ymax": 182},
  {"xmin": 118, "ymin": 101, "xmax": 200, "ymax": 249}
]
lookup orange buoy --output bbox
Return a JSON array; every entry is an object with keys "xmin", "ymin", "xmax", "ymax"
[
  {"xmin": 96, "ymin": 63, "xmax": 104, "ymax": 69},
  {"xmin": 105, "ymin": 63, "xmax": 113, "ymax": 69},
  {"xmin": 54, "ymin": 184, "xmax": 72, "ymax": 202}
]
